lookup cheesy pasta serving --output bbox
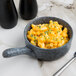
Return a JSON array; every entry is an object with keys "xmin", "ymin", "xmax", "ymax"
[{"xmin": 27, "ymin": 20, "xmax": 69, "ymax": 49}]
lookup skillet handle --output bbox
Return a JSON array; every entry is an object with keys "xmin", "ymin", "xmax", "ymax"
[{"xmin": 3, "ymin": 46, "xmax": 36, "ymax": 58}]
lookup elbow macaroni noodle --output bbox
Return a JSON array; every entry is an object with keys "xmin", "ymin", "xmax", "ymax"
[{"xmin": 27, "ymin": 20, "xmax": 69, "ymax": 49}]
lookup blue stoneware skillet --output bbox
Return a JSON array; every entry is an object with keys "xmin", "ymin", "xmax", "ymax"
[{"xmin": 2, "ymin": 17, "xmax": 73, "ymax": 61}]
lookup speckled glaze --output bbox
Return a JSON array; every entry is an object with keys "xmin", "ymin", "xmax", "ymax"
[{"xmin": 3, "ymin": 17, "xmax": 73, "ymax": 61}]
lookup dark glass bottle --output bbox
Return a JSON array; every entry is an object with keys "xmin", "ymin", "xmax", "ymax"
[
  {"xmin": 19, "ymin": 0, "xmax": 38, "ymax": 20},
  {"xmin": 0, "ymin": 0, "xmax": 18, "ymax": 29}
]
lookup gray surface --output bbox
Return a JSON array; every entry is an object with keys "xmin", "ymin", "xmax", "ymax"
[{"xmin": 0, "ymin": 0, "xmax": 76, "ymax": 76}]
